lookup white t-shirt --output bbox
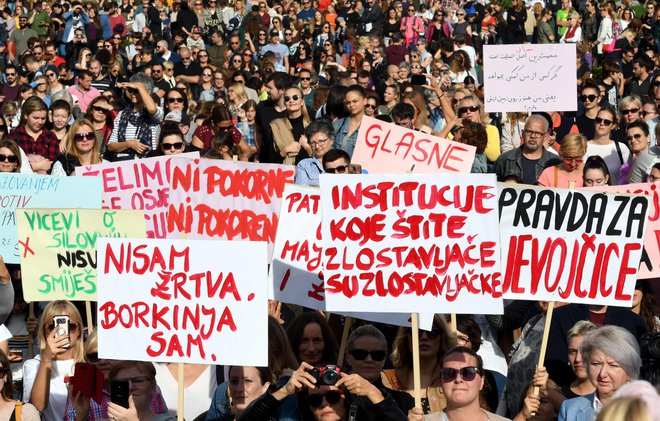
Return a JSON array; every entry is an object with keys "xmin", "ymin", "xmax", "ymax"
[
  {"xmin": 154, "ymin": 363, "xmax": 217, "ymax": 421},
  {"xmin": 584, "ymin": 141, "xmax": 631, "ymax": 185},
  {"xmin": 23, "ymin": 356, "xmax": 75, "ymax": 421}
]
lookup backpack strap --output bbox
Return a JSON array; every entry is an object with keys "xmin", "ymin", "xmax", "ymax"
[
  {"xmin": 10, "ymin": 401, "xmax": 22, "ymax": 421},
  {"xmin": 614, "ymin": 140, "xmax": 624, "ymax": 165}
]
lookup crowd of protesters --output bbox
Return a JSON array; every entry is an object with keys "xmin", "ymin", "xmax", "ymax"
[{"xmin": 1, "ymin": 0, "xmax": 660, "ymax": 419}]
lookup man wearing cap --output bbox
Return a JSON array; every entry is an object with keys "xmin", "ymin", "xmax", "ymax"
[
  {"xmin": 261, "ymin": 30, "xmax": 289, "ymax": 72},
  {"xmin": 8, "ymin": 14, "xmax": 38, "ymax": 63},
  {"xmin": 187, "ymin": 26, "xmax": 206, "ymax": 50}
]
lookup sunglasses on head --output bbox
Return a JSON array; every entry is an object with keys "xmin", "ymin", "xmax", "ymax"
[
  {"xmin": 580, "ymin": 94, "xmax": 597, "ymax": 102},
  {"xmin": 162, "ymin": 142, "xmax": 184, "ymax": 150},
  {"xmin": 595, "ymin": 117, "xmax": 613, "ymax": 126},
  {"xmin": 440, "ymin": 366, "xmax": 481, "ymax": 383},
  {"xmin": 458, "ymin": 105, "xmax": 480, "ymax": 116},
  {"xmin": 306, "ymin": 391, "xmax": 343, "ymax": 408},
  {"xmin": 0, "ymin": 154, "xmax": 18, "ymax": 163},
  {"xmin": 349, "ymin": 349, "xmax": 387, "ymax": 361},
  {"xmin": 284, "ymin": 94, "xmax": 300, "ymax": 102},
  {"xmin": 74, "ymin": 132, "xmax": 96, "ymax": 142}
]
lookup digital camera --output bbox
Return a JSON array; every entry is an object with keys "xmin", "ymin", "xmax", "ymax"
[{"xmin": 308, "ymin": 365, "xmax": 341, "ymax": 386}]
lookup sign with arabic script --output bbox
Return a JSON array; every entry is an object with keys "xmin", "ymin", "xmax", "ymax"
[{"xmin": 483, "ymin": 44, "xmax": 577, "ymax": 112}]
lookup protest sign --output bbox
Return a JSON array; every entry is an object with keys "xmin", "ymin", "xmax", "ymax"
[
  {"xmin": 0, "ymin": 174, "xmax": 102, "ymax": 263},
  {"xmin": 351, "ymin": 117, "xmax": 476, "ymax": 174},
  {"xmin": 97, "ymin": 238, "xmax": 268, "ymax": 365},
  {"xmin": 167, "ymin": 159, "xmax": 295, "ymax": 260},
  {"xmin": 499, "ymin": 184, "xmax": 649, "ymax": 306},
  {"xmin": 585, "ymin": 182, "xmax": 660, "ymax": 279},
  {"xmin": 483, "ymin": 44, "xmax": 577, "ymax": 112},
  {"xmin": 319, "ymin": 174, "xmax": 503, "ymax": 314},
  {"xmin": 76, "ymin": 153, "xmax": 199, "ymax": 239},
  {"xmin": 271, "ymin": 184, "xmax": 435, "ymax": 328},
  {"xmin": 16, "ymin": 209, "xmax": 146, "ymax": 302}
]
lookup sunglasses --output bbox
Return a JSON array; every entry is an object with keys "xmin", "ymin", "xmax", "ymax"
[
  {"xmin": 621, "ymin": 108, "xmax": 640, "ymax": 115},
  {"xmin": 74, "ymin": 132, "xmax": 96, "ymax": 142},
  {"xmin": 595, "ymin": 117, "xmax": 613, "ymax": 126},
  {"xmin": 86, "ymin": 352, "xmax": 99, "ymax": 363},
  {"xmin": 203, "ymin": 72, "xmax": 212, "ymax": 76},
  {"xmin": 306, "ymin": 391, "xmax": 343, "ymax": 408},
  {"xmin": 440, "ymin": 367, "xmax": 481, "ymax": 383},
  {"xmin": 366, "ymin": 104, "xmax": 377, "ymax": 109},
  {"xmin": 92, "ymin": 106, "xmax": 108, "ymax": 113},
  {"xmin": 325, "ymin": 165, "xmax": 347, "ymax": 173},
  {"xmin": 162, "ymin": 142, "xmax": 184, "ymax": 150},
  {"xmin": 627, "ymin": 133, "xmax": 644, "ymax": 141},
  {"xmin": 199, "ymin": 54, "xmax": 208, "ymax": 58},
  {"xmin": 563, "ymin": 157, "xmax": 583, "ymax": 164},
  {"xmin": 641, "ymin": 110, "xmax": 657, "ymax": 117},
  {"xmin": 0, "ymin": 154, "xmax": 18, "ymax": 163},
  {"xmin": 47, "ymin": 322, "xmax": 79, "ymax": 332},
  {"xmin": 349, "ymin": 349, "xmax": 387, "ymax": 361},
  {"xmin": 168, "ymin": 97, "xmax": 185, "ymax": 103},
  {"xmin": 580, "ymin": 94, "xmax": 597, "ymax": 102},
  {"xmin": 0, "ymin": 126, "xmax": 6, "ymax": 131},
  {"xmin": 458, "ymin": 105, "xmax": 480, "ymax": 116},
  {"xmin": 300, "ymin": 77, "xmax": 311, "ymax": 81},
  {"xmin": 284, "ymin": 94, "xmax": 300, "ymax": 102}
]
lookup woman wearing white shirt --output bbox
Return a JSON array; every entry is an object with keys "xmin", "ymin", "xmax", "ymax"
[
  {"xmin": 583, "ymin": 107, "xmax": 631, "ymax": 185},
  {"xmin": 594, "ymin": 3, "xmax": 615, "ymax": 54},
  {"xmin": 560, "ymin": 11, "xmax": 582, "ymax": 43}
]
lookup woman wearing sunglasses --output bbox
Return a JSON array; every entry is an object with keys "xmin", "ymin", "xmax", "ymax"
[
  {"xmin": 51, "ymin": 119, "xmax": 104, "ymax": 176},
  {"xmin": 153, "ymin": 123, "xmax": 188, "ymax": 157},
  {"xmin": 0, "ymin": 139, "xmax": 22, "ymax": 173},
  {"xmin": 575, "ymin": 84, "xmax": 602, "ymax": 141},
  {"xmin": 583, "ymin": 107, "xmax": 630, "ymax": 185},
  {"xmin": 408, "ymin": 347, "xmax": 509, "ymax": 421},
  {"xmin": 239, "ymin": 360, "xmax": 408, "ymax": 421},
  {"xmin": 23, "ymin": 300, "xmax": 85, "ymax": 421},
  {"xmin": 444, "ymin": 96, "xmax": 501, "ymax": 164},
  {"xmin": 271, "ymin": 86, "xmax": 312, "ymax": 165}
]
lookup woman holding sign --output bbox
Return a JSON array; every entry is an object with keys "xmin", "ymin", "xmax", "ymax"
[
  {"xmin": 558, "ymin": 326, "xmax": 642, "ymax": 421},
  {"xmin": 23, "ymin": 300, "xmax": 85, "ymax": 421}
]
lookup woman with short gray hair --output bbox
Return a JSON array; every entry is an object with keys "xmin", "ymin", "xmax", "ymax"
[
  {"xmin": 559, "ymin": 325, "xmax": 641, "ymax": 421},
  {"xmin": 294, "ymin": 120, "xmax": 335, "ymax": 186}
]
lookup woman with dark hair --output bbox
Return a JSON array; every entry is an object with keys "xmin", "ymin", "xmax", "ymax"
[
  {"xmin": 582, "ymin": 155, "xmax": 613, "ymax": 186},
  {"xmin": 505, "ymin": 0, "xmax": 527, "ymax": 44},
  {"xmin": 316, "ymin": 85, "xmax": 348, "ymax": 121},
  {"xmin": 0, "ymin": 350, "xmax": 40, "ymax": 419},
  {"xmin": 452, "ymin": 120, "xmax": 489, "ymax": 173},
  {"xmin": 84, "ymin": 95, "xmax": 116, "ymax": 155},
  {"xmin": 286, "ymin": 312, "xmax": 338, "ymax": 366},
  {"xmin": 191, "ymin": 104, "xmax": 252, "ymax": 159},
  {"xmin": 632, "ymin": 280, "xmax": 660, "ymax": 332},
  {"xmin": 271, "ymin": 86, "xmax": 312, "ymax": 164},
  {"xmin": 0, "ymin": 139, "xmax": 22, "ymax": 173},
  {"xmin": 384, "ymin": 7, "xmax": 401, "ymax": 44},
  {"xmin": 164, "ymin": 87, "xmax": 190, "ymax": 116},
  {"xmin": 290, "ymin": 43, "xmax": 312, "ymax": 76}
]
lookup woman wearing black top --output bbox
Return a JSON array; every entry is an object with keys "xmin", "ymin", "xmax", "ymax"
[
  {"xmin": 505, "ymin": 0, "xmax": 527, "ymax": 44},
  {"xmin": 383, "ymin": 7, "xmax": 401, "ymax": 43}
]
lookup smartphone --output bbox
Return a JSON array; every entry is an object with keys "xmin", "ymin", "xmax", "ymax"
[
  {"xmin": 73, "ymin": 363, "xmax": 97, "ymax": 399},
  {"xmin": 111, "ymin": 380, "xmax": 130, "ymax": 408},
  {"xmin": 53, "ymin": 315, "xmax": 70, "ymax": 349}
]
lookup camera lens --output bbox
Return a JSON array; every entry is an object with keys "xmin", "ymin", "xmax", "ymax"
[{"xmin": 322, "ymin": 369, "xmax": 340, "ymax": 385}]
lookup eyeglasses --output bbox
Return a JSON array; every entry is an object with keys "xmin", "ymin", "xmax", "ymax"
[
  {"xmin": 74, "ymin": 132, "xmax": 96, "ymax": 142},
  {"xmin": 641, "ymin": 110, "xmax": 657, "ymax": 117},
  {"xmin": 458, "ymin": 105, "xmax": 480, "ymax": 116},
  {"xmin": 86, "ymin": 352, "xmax": 99, "ymax": 363},
  {"xmin": 233, "ymin": 59, "xmax": 242, "ymax": 63},
  {"xmin": 523, "ymin": 129, "xmax": 546, "ymax": 137},
  {"xmin": 563, "ymin": 157, "xmax": 583, "ymax": 164},
  {"xmin": 162, "ymin": 142, "xmax": 184, "ymax": 150},
  {"xmin": 285, "ymin": 32, "xmax": 292, "ymax": 35},
  {"xmin": 627, "ymin": 133, "xmax": 644, "ymax": 141},
  {"xmin": 168, "ymin": 97, "xmax": 185, "ymax": 103},
  {"xmin": 366, "ymin": 104, "xmax": 377, "ymax": 110},
  {"xmin": 440, "ymin": 366, "xmax": 481, "ymax": 383},
  {"xmin": 595, "ymin": 117, "xmax": 613, "ymax": 126},
  {"xmin": 0, "ymin": 154, "xmax": 18, "ymax": 163},
  {"xmin": 621, "ymin": 108, "xmax": 640, "ymax": 115},
  {"xmin": 199, "ymin": 53, "xmax": 208, "ymax": 58},
  {"xmin": 580, "ymin": 94, "xmax": 597, "ymax": 102},
  {"xmin": 309, "ymin": 137, "xmax": 329, "ymax": 147},
  {"xmin": 47, "ymin": 322, "xmax": 79, "ymax": 332},
  {"xmin": 349, "ymin": 349, "xmax": 387, "ymax": 361},
  {"xmin": 284, "ymin": 94, "xmax": 300, "ymax": 102},
  {"xmin": 259, "ymin": 33, "xmax": 267, "ymax": 37},
  {"xmin": 165, "ymin": 67, "xmax": 174, "ymax": 71},
  {"xmin": 92, "ymin": 106, "xmax": 108, "ymax": 113},
  {"xmin": 300, "ymin": 77, "xmax": 311, "ymax": 81},
  {"xmin": 305, "ymin": 391, "xmax": 343, "ymax": 408},
  {"xmin": 325, "ymin": 165, "xmax": 347, "ymax": 173},
  {"xmin": 5, "ymin": 73, "xmax": 15, "ymax": 76},
  {"xmin": 203, "ymin": 72, "xmax": 212, "ymax": 76}
]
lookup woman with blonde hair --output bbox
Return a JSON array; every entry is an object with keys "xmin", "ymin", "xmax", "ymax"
[
  {"xmin": 227, "ymin": 83, "xmax": 248, "ymax": 117},
  {"xmin": 23, "ymin": 300, "xmax": 85, "ymax": 421},
  {"xmin": 537, "ymin": 133, "xmax": 588, "ymax": 188},
  {"xmin": 402, "ymin": 91, "xmax": 432, "ymax": 133},
  {"xmin": 52, "ymin": 118, "xmax": 104, "ymax": 176}
]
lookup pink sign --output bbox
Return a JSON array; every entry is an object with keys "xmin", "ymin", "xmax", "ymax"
[
  {"xmin": 586, "ymin": 182, "xmax": 660, "ymax": 279},
  {"xmin": 76, "ymin": 153, "xmax": 198, "ymax": 239},
  {"xmin": 351, "ymin": 116, "xmax": 475, "ymax": 174},
  {"xmin": 167, "ymin": 159, "xmax": 295, "ymax": 260}
]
